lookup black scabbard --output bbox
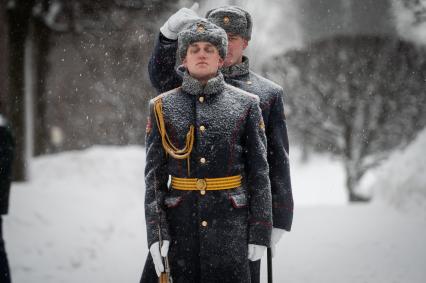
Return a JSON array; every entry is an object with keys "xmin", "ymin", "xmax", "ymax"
[{"xmin": 267, "ymin": 248, "xmax": 273, "ymax": 283}]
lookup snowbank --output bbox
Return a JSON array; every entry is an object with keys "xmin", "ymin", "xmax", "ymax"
[
  {"xmin": 363, "ymin": 129, "xmax": 426, "ymax": 217},
  {"xmin": 5, "ymin": 146, "xmax": 147, "ymax": 283}
]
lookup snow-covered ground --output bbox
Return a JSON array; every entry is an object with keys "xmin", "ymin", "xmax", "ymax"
[{"xmin": 4, "ymin": 140, "xmax": 426, "ymax": 282}]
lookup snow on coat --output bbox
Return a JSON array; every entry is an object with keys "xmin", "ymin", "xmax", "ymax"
[
  {"xmin": 143, "ymin": 71, "xmax": 272, "ymax": 282},
  {"xmin": 148, "ymin": 34, "xmax": 293, "ymax": 231}
]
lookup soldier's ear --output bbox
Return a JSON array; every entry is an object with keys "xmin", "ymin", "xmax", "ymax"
[
  {"xmin": 242, "ymin": 39, "xmax": 248, "ymax": 50},
  {"xmin": 218, "ymin": 57, "xmax": 224, "ymax": 68},
  {"xmin": 182, "ymin": 57, "xmax": 188, "ymax": 68}
]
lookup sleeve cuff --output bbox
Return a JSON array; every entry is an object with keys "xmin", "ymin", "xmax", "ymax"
[{"xmin": 249, "ymin": 219, "xmax": 272, "ymax": 247}]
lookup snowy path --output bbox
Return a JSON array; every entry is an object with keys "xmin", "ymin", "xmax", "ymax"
[
  {"xmin": 266, "ymin": 204, "xmax": 426, "ymax": 283},
  {"xmin": 3, "ymin": 146, "xmax": 425, "ymax": 282}
]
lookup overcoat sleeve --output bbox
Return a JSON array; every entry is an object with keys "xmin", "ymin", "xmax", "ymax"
[
  {"xmin": 267, "ymin": 90, "xmax": 293, "ymax": 231},
  {"xmin": 144, "ymin": 99, "xmax": 171, "ymax": 248},
  {"xmin": 244, "ymin": 99, "xmax": 272, "ymax": 247},
  {"xmin": 148, "ymin": 33, "xmax": 183, "ymax": 93}
]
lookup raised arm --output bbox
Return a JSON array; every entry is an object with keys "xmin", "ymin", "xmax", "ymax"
[
  {"xmin": 148, "ymin": 34, "xmax": 182, "ymax": 93},
  {"xmin": 148, "ymin": 7, "xmax": 200, "ymax": 93}
]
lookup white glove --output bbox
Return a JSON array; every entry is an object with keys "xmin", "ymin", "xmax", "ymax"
[
  {"xmin": 271, "ymin": 228, "xmax": 286, "ymax": 257},
  {"xmin": 149, "ymin": 240, "xmax": 170, "ymax": 277},
  {"xmin": 160, "ymin": 3, "xmax": 200, "ymax": 40},
  {"xmin": 248, "ymin": 244, "xmax": 267, "ymax": 261}
]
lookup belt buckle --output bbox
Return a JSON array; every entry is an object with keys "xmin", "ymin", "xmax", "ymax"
[{"xmin": 196, "ymin": 179, "xmax": 207, "ymax": 190}]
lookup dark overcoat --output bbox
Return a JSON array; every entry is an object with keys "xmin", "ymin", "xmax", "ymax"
[
  {"xmin": 143, "ymin": 72, "xmax": 272, "ymax": 283},
  {"xmin": 148, "ymin": 33, "xmax": 293, "ymax": 232},
  {"xmin": 0, "ymin": 115, "xmax": 14, "ymax": 215}
]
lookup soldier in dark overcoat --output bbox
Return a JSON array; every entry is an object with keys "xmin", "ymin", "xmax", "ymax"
[
  {"xmin": 148, "ymin": 5, "xmax": 294, "ymax": 282},
  {"xmin": 141, "ymin": 20, "xmax": 272, "ymax": 283},
  {"xmin": 0, "ymin": 114, "xmax": 14, "ymax": 283}
]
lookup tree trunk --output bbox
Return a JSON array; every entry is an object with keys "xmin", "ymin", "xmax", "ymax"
[
  {"xmin": 32, "ymin": 17, "xmax": 51, "ymax": 156},
  {"xmin": 344, "ymin": 124, "xmax": 370, "ymax": 203},
  {"xmin": 7, "ymin": 0, "xmax": 35, "ymax": 181},
  {"xmin": 0, "ymin": 2, "xmax": 9, "ymax": 116},
  {"xmin": 345, "ymin": 159, "xmax": 370, "ymax": 202}
]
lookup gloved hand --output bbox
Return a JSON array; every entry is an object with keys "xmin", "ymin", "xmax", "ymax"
[
  {"xmin": 248, "ymin": 244, "xmax": 267, "ymax": 261},
  {"xmin": 149, "ymin": 240, "xmax": 170, "ymax": 277},
  {"xmin": 160, "ymin": 3, "xmax": 200, "ymax": 40},
  {"xmin": 271, "ymin": 227, "xmax": 286, "ymax": 257}
]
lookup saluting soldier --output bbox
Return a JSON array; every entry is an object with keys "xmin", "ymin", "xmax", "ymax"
[
  {"xmin": 141, "ymin": 20, "xmax": 272, "ymax": 283},
  {"xmin": 148, "ymin": 5, "xmax": 294, "ymax": 282}
]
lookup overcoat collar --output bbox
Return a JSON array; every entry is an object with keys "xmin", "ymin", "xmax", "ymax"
[
  {"xmin": 181, "ymin": 69, "xmax": 225, "ymax": 99},
  {"xmin": 220, "ymin": 56, "xmax": 250, "ymax": 78}
]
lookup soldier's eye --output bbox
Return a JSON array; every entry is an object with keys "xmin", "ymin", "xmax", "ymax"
[{"xmin": 189, "ymin": 47, "xmax": 200, "ymax": 53}]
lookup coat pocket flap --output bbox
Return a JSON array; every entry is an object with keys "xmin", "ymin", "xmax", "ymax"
[
  {"xmin": 229, "ymin": 192, "xmax": 248, "ymax": 208},
  {"xmin": 164, "ymin": 196, "xmax": 183, "ymax": 208}
]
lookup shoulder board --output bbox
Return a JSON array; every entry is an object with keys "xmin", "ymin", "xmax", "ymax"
[
  {"xmin": 226, "ymin": 84, "xmax": 259, "ymax": 101},
  {"xmin": 151, "ymin": 87, "xmax": 182, "ymax": 103},
  {"xmin": 249, "ymin": 71, "xmax": 283, "ymax": 91}
]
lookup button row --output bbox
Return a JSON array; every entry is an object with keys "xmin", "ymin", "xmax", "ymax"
[{"xmin": 197, "ymin": 96, "xmax": 206, "ymax": 197}]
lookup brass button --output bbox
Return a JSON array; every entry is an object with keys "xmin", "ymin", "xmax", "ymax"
[
  {"xmin": 246, "ymin": 81, "xmax": 252, "ymax": 85},
  {"xmin": 200, "ymin": 190, "xmax": 206, "ymax": 195},
  {"xmin": 199, "ymin": 97, "xmax": 205, "ymax": 103},
  {"xmin": 201, "ymin": 221, "xmax": 208, "ymax": 227},
  {"xmin": 200, "ymin": 125, "xmax": 206, "ymax": 132},
  {"xmin": 200, "ymin": 157, "xmax": 206, "ymax": 164}
]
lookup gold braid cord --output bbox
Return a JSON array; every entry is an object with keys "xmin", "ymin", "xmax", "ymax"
[{"xmin": 154, "ymin": 99, "xmax": 194, "ymax": 175}]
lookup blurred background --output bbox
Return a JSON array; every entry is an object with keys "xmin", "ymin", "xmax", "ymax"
[{"xmin": 0, "ymin": 0, "xmax": 426, "ymax": 282}]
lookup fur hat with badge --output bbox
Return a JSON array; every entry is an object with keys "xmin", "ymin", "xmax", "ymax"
[
  {"xmin": 206, "ymin": 6, "xmax": 252, "ymax": 40},
  {"xmin": 178, "ymin": 19, "xmax": 228, "ymax": 60}
]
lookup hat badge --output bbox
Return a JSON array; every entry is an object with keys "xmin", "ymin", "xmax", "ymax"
[
  {"xmin": 223, "ymin": 16, "xmax": 230, "ymax": 24},
  {"xmin": 196, "ymin": 23, "xmax": 205, "ymax": 32}
]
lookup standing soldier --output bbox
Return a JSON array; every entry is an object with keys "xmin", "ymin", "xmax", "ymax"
[
  {"xmin": 148, "ymin": 5, "xmax": 294, "ymax": 282},
  {"xmin": 0, "ymin": 113, "xmax": 14, "ymax": 283},
  {"xmin": 141, "ymin": 20, "xmax": 272, "ymax": 282}
]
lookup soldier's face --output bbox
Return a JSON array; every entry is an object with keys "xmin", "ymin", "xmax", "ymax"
[
  {"xmin": 223, "ymin": 33, "xmax": 248, "ymax": 67},
  {"xmin": 183, "ymin": 42, "xmax": 224, "ymax": 83}
]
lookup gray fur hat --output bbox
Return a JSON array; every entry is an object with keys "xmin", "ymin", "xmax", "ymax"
[
  {"xmin": 206, "ymin": 6, "xmax": 252, "ymax": 40},
  {"xmin": 178, "ymin": 20, "xmax": 228, "ymax": 60}
]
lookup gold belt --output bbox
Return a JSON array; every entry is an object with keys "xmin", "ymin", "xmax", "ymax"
[{"xmin": 171, "ymin": 175, "xmax": 242, "ymax": 191}]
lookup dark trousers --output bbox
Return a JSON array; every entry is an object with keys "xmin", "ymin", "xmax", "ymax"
[
  {"xmin": 0, "ymin": 217, "xmax": 11, "ymax": 283},
  {"xmin": 139, "ymin": 254, "xmax": 159, "ymax": 283},
  {"xmin": 249, "ymin": 260, "xmax": 261, "ymax": 283},
  {"xmin": 140, "ymin": 254, "xmax": 261, "ymax": 283}
]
